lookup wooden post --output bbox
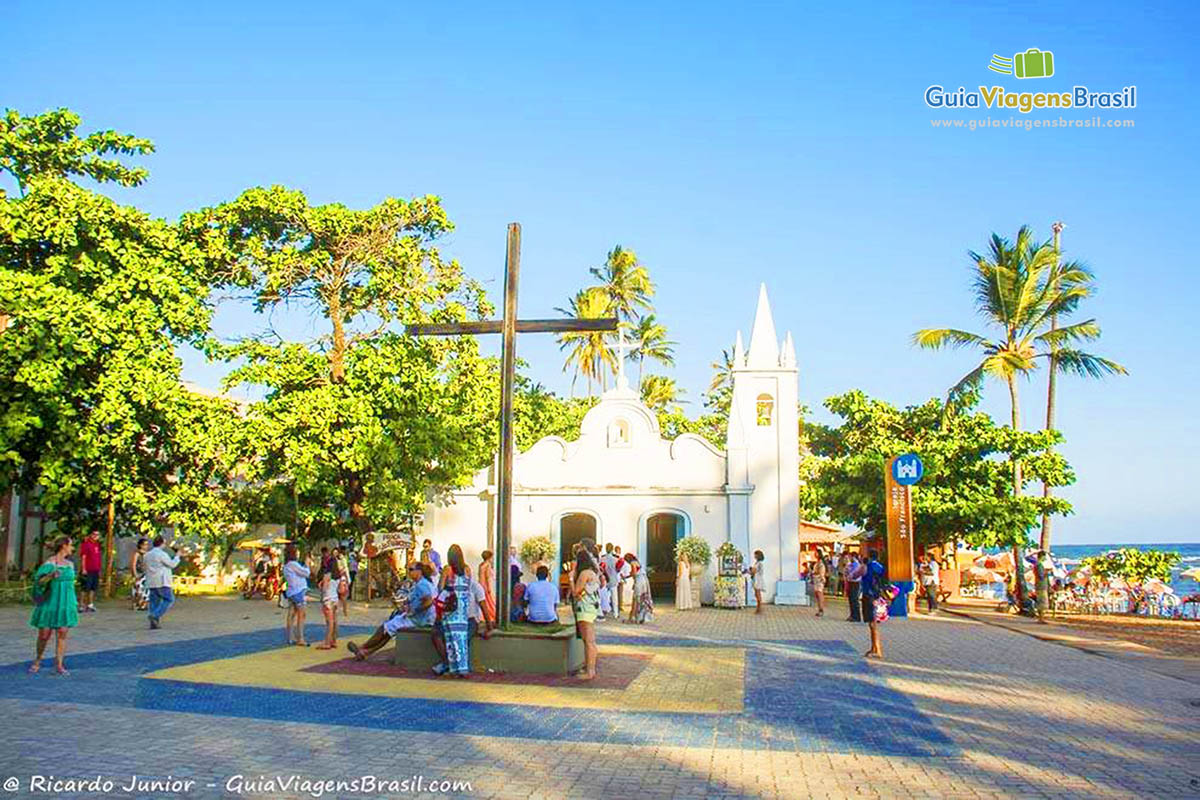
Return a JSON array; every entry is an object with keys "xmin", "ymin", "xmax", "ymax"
[
  {"xmin": 103, "ymin": 497, "xmax": 115, "ymax": 598},
  {"xmin": 495, "ymin": 223, "xmax": 520, "ymax": 629}
]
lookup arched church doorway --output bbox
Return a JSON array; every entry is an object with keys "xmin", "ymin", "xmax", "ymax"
[
  {"xmin": 558, "ymin": 512, "xmax": 597, "ymax": 596},
  {"xmin": 645, "ymin": 512, "xmax": 684, "ymax": 598}
]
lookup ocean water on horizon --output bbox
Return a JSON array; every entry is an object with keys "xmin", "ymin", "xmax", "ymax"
[{"xmin": 1050, "ymin": 542, "xmax": 1200, "ymax": 597}]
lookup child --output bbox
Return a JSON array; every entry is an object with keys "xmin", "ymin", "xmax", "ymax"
[{"xmin": 316, "ymin": 562, "xmax": 341, "ymax": 650}]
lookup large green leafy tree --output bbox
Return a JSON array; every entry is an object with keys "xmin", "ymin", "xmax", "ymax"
[
  {"xmin": 0, "ymin": 109, "xmax": 220, "ymax": 586},
  {"xmin": 185, "ymin": 186, "xmax": 498, "ymax": 535},
  {"xmin": 802, "ymin": 390, "xmax": 1074, "ymax": 551}
]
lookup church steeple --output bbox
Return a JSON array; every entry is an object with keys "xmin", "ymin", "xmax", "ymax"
[
  {"xmin": 746, "ymin": 283, "xmax": 779, "ymax": 368},
  {"xmin": 781, "ymin": 331, "xmax": 796, "ymax": 368}
]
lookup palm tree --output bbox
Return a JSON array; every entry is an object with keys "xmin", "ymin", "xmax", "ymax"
[
  {"xmin": 590, "ymin": 246, "xmax": 654, "ymax": 326},
  {"xmin": 1039, "ymin": 223, "xmax": 1127, "ymax": 554},
  {"xmin": 556, "ymin": 287, "xmax": 615, "ymax": 396},
  {"xmin": 705, "ymin": 349, "xmax": 735, "ymax": 416},
  {"xmin": 914, "ymin": 226, "xmax": 1121, "ymax": 608},
  {"xmin": 640, "ymin": 374, "xmax": 684, "ymax": 413},
  {"xmin": 631, "ymin": 314, "xmax": 676, "ymax": 388}
]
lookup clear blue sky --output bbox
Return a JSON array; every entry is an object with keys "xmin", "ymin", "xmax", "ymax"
[{"xmin": 6, "ymin": 1, "xmax": 1197, "ymax": 544}]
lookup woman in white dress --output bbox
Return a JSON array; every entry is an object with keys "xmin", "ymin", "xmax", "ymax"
[
  {"xmin": 675, "ymin": 554, "xmax": 693, "ymax": 611},
  {"xmin": 751, "ymin": 550, "xmax": 765, "ymax": 614}
]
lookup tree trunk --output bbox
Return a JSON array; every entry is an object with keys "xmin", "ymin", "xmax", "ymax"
[
  {"xmin": 329, "ymin": 294, "xmax": 347, "ymax": 383},
  {"xmin": 103, "ymin": 497, "xmax": 116, "ymax": 598},
  {"xmin": 1007, "ymin": 376, "xmax": 1029, "ymax": 611}
]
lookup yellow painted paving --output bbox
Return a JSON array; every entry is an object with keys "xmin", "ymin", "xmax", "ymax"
[{"xmin": 147, "ymin": 644, "xmax": 744, "ymax": 713}]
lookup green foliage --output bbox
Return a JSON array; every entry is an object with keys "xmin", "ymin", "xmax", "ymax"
[
  {"xmin": 803, "ymin": 390, "xmax": 1074, "ymax": 549},
  {"xmin": 675, "ymin": 535, "xmax": 712, "ymax": 568},
  {"xmin": 185, "ymin": 186, "xmax": 498, "ymax": 533},
  {"xmin": 1, "ymin": 108, "xmax": 154, "ymax": 196},
  {"xmin": 1083, "ymin": 548, "xmax": 1181, "ymax": 585},
  {"xmin": 513, "ymin": 377, "xmax": 594, "ymax": 451},
  {"xmin": 656, "ymin": 408, "xmax": 725, "ymax": 448},
  {"xmin": 640, "ymin": 374, "xmax": 683, "ymax": 413},
  {"xmin": 519, "ymin": 535, "xmax": 555, "ymax": 565},
  {"xmin": 0, "ymin": 111, "xmax": 223, "ymax": 537}
]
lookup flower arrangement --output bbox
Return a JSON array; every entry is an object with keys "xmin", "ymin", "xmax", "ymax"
[
  {"xmin": 716, "ymin": 542, "xmax": 742, "ymax": 560},
  {"xmin": 519, "ymin": 536, "xmax": 555, "ymax": 566},
  {"xmin": 674, "ymin": 536, "xmax": 712, "ymax": 568}
]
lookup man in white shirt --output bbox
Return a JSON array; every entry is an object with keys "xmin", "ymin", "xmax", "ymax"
[
  {"xmin": 464, "ymin": 574, "xmax": 488, "ymax": 638},
  {"xmin": 616, "ymin": 548, "xmax": 632, "ymax": 613},
  {"xmin": 144, "ymin": 535, "xmax": 181, "ymax": 629}
]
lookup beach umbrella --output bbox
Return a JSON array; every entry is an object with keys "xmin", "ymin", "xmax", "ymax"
[
  {"xmin": 1180, "ymin": 567, "xmax": 1200, "ymax": 581},
  {"xmin": 974, "ymin": 553, "xmax": 1014, "ymax": 571},
  {"xmin": 1143, "ymin": 579, "xmax": 1171, "ymax": 595},
  {"xmin": 964, "ymin": 565, "xmax": 1004, "ymax": 583}
]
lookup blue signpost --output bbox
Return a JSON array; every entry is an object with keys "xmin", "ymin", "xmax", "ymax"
[{"xmin": 887, "ymin": 453, "xmax": 924, "ymax": 617}]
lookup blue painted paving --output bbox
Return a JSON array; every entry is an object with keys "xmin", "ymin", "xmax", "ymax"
[{"xmin": 0, "ymin": 626, "xmax": 956, "ymax": 757}]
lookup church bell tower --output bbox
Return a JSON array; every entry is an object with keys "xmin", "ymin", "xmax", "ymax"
[{"xmin": 725, "ymin": 285, "xmax": 800, "ymax": 601}]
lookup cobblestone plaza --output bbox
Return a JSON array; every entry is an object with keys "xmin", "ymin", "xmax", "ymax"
[{"xmin": 0, "ymin": 597, "xmax": 1196, "ymax": 799}]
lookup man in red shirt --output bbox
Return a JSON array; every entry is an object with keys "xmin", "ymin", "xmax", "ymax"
[{"xmin": 78, "ymin": 530, "xmax": 102, "ymax": 612}]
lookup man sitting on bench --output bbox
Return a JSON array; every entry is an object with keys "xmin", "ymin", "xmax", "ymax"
[
  {"xmin": 348, "ymin": 562, "xmax": 436, "ymax": 660},
  {"xmin": 525, "ymin": 565, "xmax": 560, "ymax": 625}
]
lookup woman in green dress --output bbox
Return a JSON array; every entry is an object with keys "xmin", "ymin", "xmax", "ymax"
[{"xmin": 29, "ymin": 536, "xmax": 80, "ymax": 675}]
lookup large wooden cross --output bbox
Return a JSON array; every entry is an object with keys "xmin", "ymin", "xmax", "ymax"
[{"xmin": 407, "ymin": 223, "xmax": 617, "ymax": 627}]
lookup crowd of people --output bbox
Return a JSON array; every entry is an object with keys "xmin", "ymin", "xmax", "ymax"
[
  {"xmin": 348, "ymin": 538, "xmax": 644, "ymax": 681},
  {"xmin": 27, "ymin": 525, "xmax": 911, "ymax": 676}
]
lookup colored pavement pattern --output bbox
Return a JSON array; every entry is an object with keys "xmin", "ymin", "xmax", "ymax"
[{"xmin": 0, "ymin": 597, "xmax": 1197, "ymax": 799}]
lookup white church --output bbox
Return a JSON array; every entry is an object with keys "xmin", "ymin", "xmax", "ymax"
[{"xmin": 422, "ymin": 285, "xmax": 802, "ymax": 603}]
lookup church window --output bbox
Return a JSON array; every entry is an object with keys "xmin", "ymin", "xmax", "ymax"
[
  {"xmin": 756, "ymin": 394, "xmax": 774, "ymax": 426},
  {"xmin": 608, "ymin": 418, "xmax": 631, "ymax": 447}
]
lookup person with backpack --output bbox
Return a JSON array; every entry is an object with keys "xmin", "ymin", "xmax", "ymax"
[
  {"xmin": 29, "ymin": 536, "xmax": 80, "ymax": 675},
  {"xmin": 862, "ymin": 549, "xmax": 887, "ymax": 660}
]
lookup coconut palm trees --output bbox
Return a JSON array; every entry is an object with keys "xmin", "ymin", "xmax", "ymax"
[
  {"xmin": 640, "ymin": 374, "xmax": 684, "ymax": 413},
  {"xmin": 559, "ymin": 246, "xmax": 666, "ymax": 395},
  {"xmin": 556, "ymin": 287, "xmax": 616, "ymax": 396},
  {"xmin": 914, "ymin": 225, "xmax": 1126, "ymax": 610},
  {"xmin": 1037, "ymin": 223, "xmax": 1127, "ymax": 553},
  {"xmin": 590, "ymin": 245, "xmax": 654, "ymax": 326},
  {"xmin": 631, "ymin": 314, "xmax": 676, "ymax": 386}
]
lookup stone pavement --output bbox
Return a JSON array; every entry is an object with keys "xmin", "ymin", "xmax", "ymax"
[
  {"xmin": 0, "ymin": 594, "xmax": 1197, "ymax": 799},
  {"xmin": 941, "ymin": 599, "xmax": 1200, "ymax": 686}
]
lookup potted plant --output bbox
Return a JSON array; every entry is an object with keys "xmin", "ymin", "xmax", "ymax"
[
  {"xmin": 675, "ymin": 536, "xmax": 712, "ymax": 580},
  {"xmin": 520, "ymin": 536, "xmax": 555, "ymax": 572}
]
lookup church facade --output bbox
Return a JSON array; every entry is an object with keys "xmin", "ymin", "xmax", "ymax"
[{"xmin": 422, "ymin": 285, "xmax": 801, "ymax": 603}]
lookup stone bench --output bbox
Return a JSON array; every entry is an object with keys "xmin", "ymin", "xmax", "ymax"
[{"xmin": 391, "ymin": 624, "xmax": 584, "ymax": 676}]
